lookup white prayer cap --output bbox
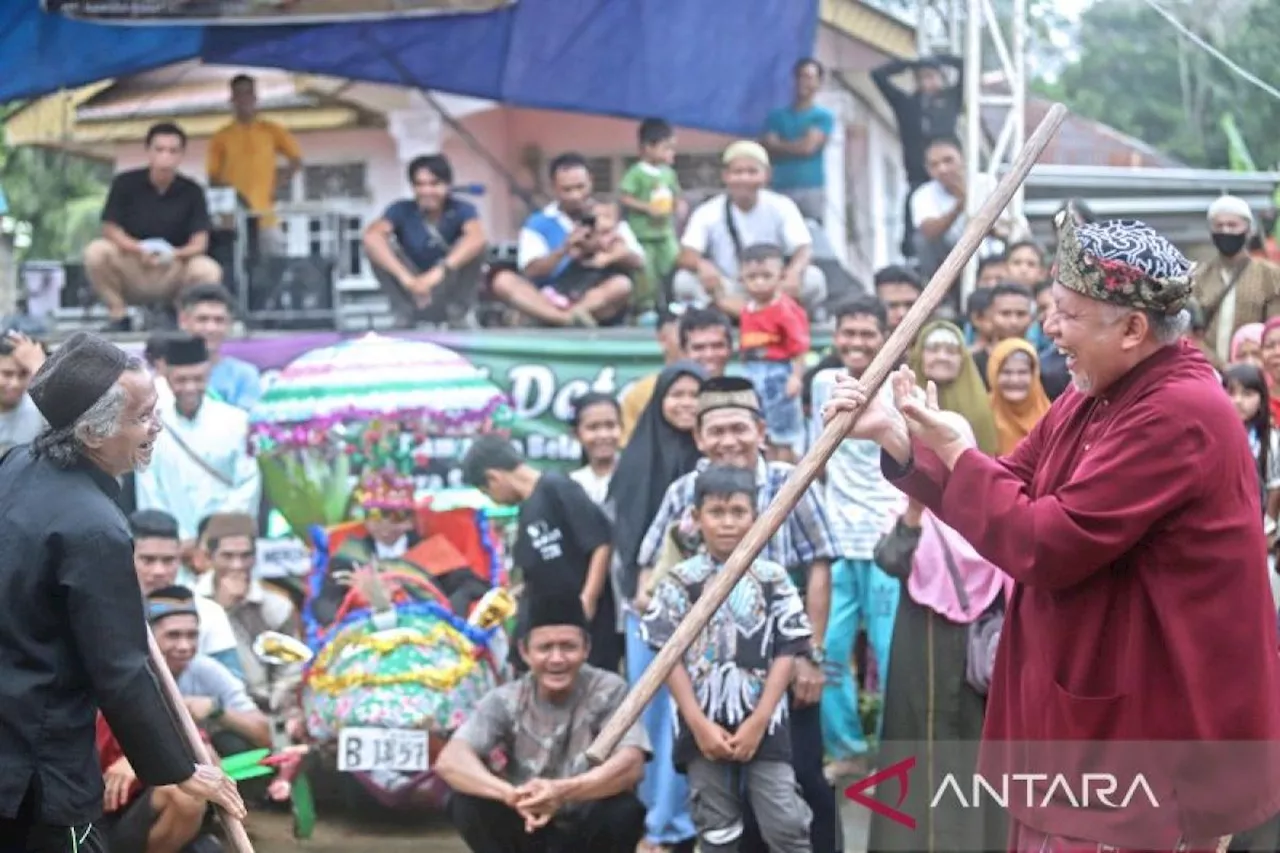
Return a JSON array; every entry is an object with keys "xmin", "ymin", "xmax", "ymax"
[
  {"xmin": 1208, "ymin": 194, "xmax": 1254, "ymax": 225},
  {"xmin": 722, "ymin": 140, "xmax": 770, "ymax": 168}
]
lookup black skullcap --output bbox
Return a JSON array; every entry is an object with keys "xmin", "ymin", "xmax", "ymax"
[
  {"xmin": 525, "ymin": 591, "xmax": 588, "ymax": 632},
  {"xmin": 144, "ymin": 330, "xmax": 183, "ymax": 365},
  {"xmin": 28, "ymin": 331, "xmax": 129, "ymax": 430},
  {"xmin": 165, "ymin": 334, "xmax": 209, "ymax": 367}
]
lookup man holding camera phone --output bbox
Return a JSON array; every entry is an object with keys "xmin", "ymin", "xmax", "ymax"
[{"xmin": 491, "ymin": 152, "xmax": 645, "ymax": 327}]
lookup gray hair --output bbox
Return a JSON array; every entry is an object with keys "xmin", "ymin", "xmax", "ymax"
[
  {"xmin": 1147, "ymin": 308, "xmax": 1192, "ymax": 345},
  {"xmin": 1100, "ymin": 304, "xmax": 1191, "ymax": 346},
  {"xmin": 31, "ymin": 358, "xmax": 146, "ymax": 468}
]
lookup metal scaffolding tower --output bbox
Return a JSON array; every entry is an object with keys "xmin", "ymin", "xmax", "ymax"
[{"xmin": 915, "ymin": 0, "xmax": 1027, "ymax": 292}]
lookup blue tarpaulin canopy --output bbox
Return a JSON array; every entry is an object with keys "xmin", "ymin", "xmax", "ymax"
[{"xmin": 0, "ymin": 0, "xmax": 818, "ymax": 136}]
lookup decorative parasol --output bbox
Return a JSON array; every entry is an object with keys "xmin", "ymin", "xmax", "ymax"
[{"xmin": 248, "ymin": 333, "xmax": 513, "ymax": 536}]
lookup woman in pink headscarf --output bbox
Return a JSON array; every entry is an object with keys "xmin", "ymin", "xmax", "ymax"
[
  {"xmin": 1260, "ymin": 319, "xmax": 1280, "ymax": 426},
  {"xmin": 1233, "ymin": 322, "xmax": 1266, "ymax": 367},
  {"xmin": 865, "ymin": 422, "xmax": 1011, "ymax": 853}
]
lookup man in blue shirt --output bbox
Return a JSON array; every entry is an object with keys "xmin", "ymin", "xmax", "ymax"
[
  {"xmin": 363, "ymin": 153, "xmax": 488, "ymax": 328},
  {"xmin": 762, "ymin": 58, "xmax": 836, "ymax": 225}
]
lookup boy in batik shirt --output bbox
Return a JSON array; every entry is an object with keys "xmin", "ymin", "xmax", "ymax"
[{"xmin": 642, "ymin": 465, "xmax": 814, "ymax": 853}]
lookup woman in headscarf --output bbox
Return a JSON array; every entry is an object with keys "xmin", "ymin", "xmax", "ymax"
[
  {"xmin": 607, "ymin": 360, "xmax": 705, "ymax": 853},
  {"xmin": 867, "ymin": 417, "xmax": 1011, "ymax": 853},
  {"xmin": 986, "ymin": 337, "xmax": 1052, "ymax": 456},
  {"xmin": 1233, "ymin": 322, "xmax": 1266, "ymax": 368},
  {"xmin": 1260, "ymin": 318, "xmax": 1280, "ymax": 426},
  {"xmin": 908, "ymin": 320, "xmax": 1000, "ymax": 454}
]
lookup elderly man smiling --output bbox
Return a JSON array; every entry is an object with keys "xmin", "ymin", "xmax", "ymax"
[{"xmin": 825, "ymin": 214, "xmax": 1280, "ymax": 853}]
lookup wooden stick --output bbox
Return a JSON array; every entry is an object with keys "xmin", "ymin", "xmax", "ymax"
[
  {"xmin": 146, "ymin": 628, "xmax": 255, "ymax": 853},
  {"xmin": 585, "ymin": 102, "xmax": 1070, "ymax": 766}
]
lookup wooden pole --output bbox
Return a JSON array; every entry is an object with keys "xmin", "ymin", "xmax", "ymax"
[
  {"xmin": 146, "ymin": 628, "xmax": 255, "ymax": 853},
  {"xmin": 585, "ymin": 102, "xmax": 1070, "ymax": 766}
]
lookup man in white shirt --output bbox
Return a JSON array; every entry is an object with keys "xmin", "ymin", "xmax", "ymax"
[
  {"xmin": 135, "ymin": 333, "xmax": 262, "ymax": 544},
  {"xmin": 673, "ymin": 140, "xmax": 828, "ymax": 318},
  {"xmin": 909, "ymin": 135, "xmax": 1024, "ymax": 282},
  {"xmin": 129, "ymin": 508, "xmax": 245, "ymax": 680},
  {"xmin": 490, "ymin": 152, "xmax": 645, "ymax": 327}
]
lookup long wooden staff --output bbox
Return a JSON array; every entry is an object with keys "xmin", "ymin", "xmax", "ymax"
[
  {"xmin": 146, "ymin": 629, "xmax": 255, "ymax": 853},
  {"xmin": 586, "ymin": 102, "xmax": 1070, "ymax": 765}
]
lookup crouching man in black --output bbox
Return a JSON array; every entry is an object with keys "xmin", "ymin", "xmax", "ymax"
[{"xmin": 435, "ymin": 593, "xmax": 648, "ymax": 853}]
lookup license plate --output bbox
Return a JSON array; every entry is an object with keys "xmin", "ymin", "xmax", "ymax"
[{"xmin": 336, "ymin": 727, "xmax": 429, "ymax": 773}]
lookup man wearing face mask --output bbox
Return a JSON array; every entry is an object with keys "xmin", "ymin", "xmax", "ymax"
[{"xmin": 1193, "ymin": 194, "xmax": 1280, "ymax": 365}]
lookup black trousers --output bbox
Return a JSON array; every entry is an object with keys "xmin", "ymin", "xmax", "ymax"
[
  {"xmin": 741, "ymin": 700, "xmax": 840, "ymax": 853},
  {"xmin": 448, "ymin": 790, "xmax": 646, "ymax": 853},
  {"xmin": 0, "ymin": 784, "xmax": 107, "ymax": 853}
]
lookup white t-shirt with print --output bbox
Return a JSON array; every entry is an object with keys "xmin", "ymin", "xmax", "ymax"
[{"xmin": 681, "ymin": 189, "xmax": 812, "ymax": 280}]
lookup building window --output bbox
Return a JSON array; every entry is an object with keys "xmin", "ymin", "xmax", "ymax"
[
  {"xmin": 584, "ymin": 156, "xmax": 615, "ymax": 195},
  {"xmin": 304, "ymin": 163, "xmax": 370, "ymax": 202}
]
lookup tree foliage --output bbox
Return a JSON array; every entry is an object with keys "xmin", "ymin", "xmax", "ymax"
[
  {"xmin": 1035, "ymin": 0, "xmax": 1280, "ymax": 169},
  {"xmin": 0, "ymin": 105, "xmax": 110, "ymax": 262}
]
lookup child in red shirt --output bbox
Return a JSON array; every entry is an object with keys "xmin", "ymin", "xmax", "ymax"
[{"xmin": 738, "ymin": 243, "xmax": 811, "ymax": 461}]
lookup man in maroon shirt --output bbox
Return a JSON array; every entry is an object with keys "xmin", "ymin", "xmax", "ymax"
[{"xmin": 824, "ymin": 214, "xmax": 1280, "ymax": 852}]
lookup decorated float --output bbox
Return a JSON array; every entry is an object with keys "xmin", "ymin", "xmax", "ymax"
[{"xmin": 248, "ymin": 333, "xmax": 517, "ymax": 811}]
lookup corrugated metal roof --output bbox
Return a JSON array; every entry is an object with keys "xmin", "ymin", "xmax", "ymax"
[
  {"xmin": 983, "ymin": 98, "xmax": 1184, "ymax": 168},
  {"xmin": 77, "ymin": 66, "xmax": 313, "ymax": 122}
]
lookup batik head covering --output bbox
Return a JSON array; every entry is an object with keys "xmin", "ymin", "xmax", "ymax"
[
  {"xmin": 1051, "ymin": 212, "xmax": 1194, "ymax": 315},
  {"xmin": 908, "ymin": 320, "xmax": 1000, "ymax": 455}
]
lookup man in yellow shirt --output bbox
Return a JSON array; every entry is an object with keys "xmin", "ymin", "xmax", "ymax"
[{"xmin": 206, "ymin": 74, "xmax": 303, "ymax": 237}]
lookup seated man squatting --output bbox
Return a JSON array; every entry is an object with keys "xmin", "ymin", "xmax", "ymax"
[
  {"xmin": 96, "ymin": 713, "xmax": 211, "ymax": 853},
  {"xmin": 490, "ymin": 152, "xmax": 644, "ymax": 327},
  {"xmin": 435, "ymin": 593, "xmax": 649, "ymax": 853},
  {"xmin": 148, "ymin": 586, "xmax": 272, "ymax": 761}
]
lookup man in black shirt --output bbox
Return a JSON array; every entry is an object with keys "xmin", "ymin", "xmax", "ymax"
[
  {"xmin": 871, "ymin": 55, "xmax": 964, "ymax": 257},
  {"xmin": 84, "ymin": 122, "xmax": 222, "ymax": 332},
  {"xmin": 0, "ymin": 332, "xmax": 244, "ymax": 851},
  {"xmin": 461, "ymin": 434, "xmax": 619, "ymax": 670}
]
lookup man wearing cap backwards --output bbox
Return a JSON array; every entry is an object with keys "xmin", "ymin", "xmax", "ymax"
[
  {"xmin": 435, "ymin": 593, "xmax": 648, "ymax": 853},
  {"xmin": 0, "ymin": 331, "xmax": 244, "ymax": 849},
  {"xmin": 135, "ymin": 333, "xmax": 261, "ymax": 545},
  {"xmin": 1192, "ymin": 194, "xmax": 1280, "ymax": 365},
  {"xmin": 825, "ymin": 215, "xmax": 1280, "ymax": 852},
  {"xmin": 673, "ymin": 140, "xmax": 828, "ymax": 318},
  {"xmin": 636, "ymin": 375, "xmax": 841, "ymax": 853}
]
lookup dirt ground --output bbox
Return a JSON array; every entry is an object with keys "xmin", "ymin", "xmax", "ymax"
[
  {"xmin": 247, "ymin": 809, "xmax": 469, "ymax": 853},
  {"xmin": 243, "ymin": 797, "xmax": 869, "ymax": 853}
]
